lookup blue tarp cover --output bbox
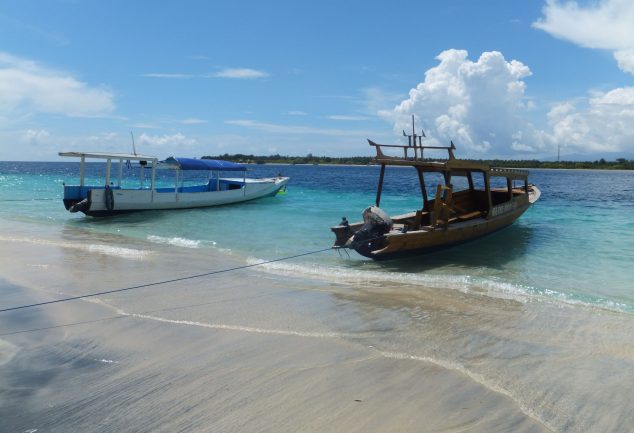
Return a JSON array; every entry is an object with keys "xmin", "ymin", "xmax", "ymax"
[{"xmin": 163, "ymin": 157, "xmax": 246, "ymax": 171}]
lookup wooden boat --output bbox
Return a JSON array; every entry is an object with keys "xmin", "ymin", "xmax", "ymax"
[
  {"xmin": 331, "ymin": 122, "xmax": 541, "ymax": 260},
  {"xmin": 59, "ymin": 152, "xmax": 289, "ymax": 216}
]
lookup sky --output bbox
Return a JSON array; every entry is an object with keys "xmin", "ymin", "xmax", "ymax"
[{"xmin": 1, "ymin": 0, "xmax": 634, "ymax": 161}]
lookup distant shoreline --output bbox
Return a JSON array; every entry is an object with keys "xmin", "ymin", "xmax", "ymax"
[{"xmin": 202, "ymin": 155, "xmax": 634, "ymax": 170}]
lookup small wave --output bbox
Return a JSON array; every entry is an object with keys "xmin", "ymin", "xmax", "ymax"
[
  {"xmin": 377, "ymin": 350, "xmax": 556, "ymax": 432},
  {"xmin": 87, "ymin": 244, "xmax": 150, "ymax": 259},
  {"xmin": 126, "ymin": 311, "xmax": 346, "ymax": 339},
  {"xmin": 99, "ymin": 302, "xmax": 348, "ymax": 339},
  {"xmin": 94, "ymin": 358, "xmax": 120, "ymax": 364},
  {"xmin": 0, "ymin": 339, "xmax": 19, "ymax": 367},
  {"xmin": 0, "ymin": 235, "xmax": 151, "ymax": 260},
  {"xmin": 147, "ymin": 235, "xmax": 202, "ymax": 248},
  {"xmin": 245, "ymin": 258, "xmax": 632, "ymax": 314}
]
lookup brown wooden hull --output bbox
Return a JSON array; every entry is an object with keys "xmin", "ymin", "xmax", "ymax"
[
  {"xmin": 357, "ymin": 205, "xmax": 529, "ymax": 260},
  {"xmin": 333, "ymin": 186, "xmax": 540, "ymax": 260}
]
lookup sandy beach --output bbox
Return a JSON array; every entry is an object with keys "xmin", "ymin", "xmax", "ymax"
[{"xmin": 1, "ymin": 219, "xmax": 634, "ymax": 433}]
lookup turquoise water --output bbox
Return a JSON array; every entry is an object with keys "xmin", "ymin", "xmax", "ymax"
[{"xmin": 1, "ymin": 162, "xmax": 633, "ymax": 312}]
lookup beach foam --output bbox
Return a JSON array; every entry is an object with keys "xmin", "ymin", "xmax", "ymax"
[
  {"xmin": 246, "ymin": 258, "xmax": 632, "ymax": 313},
  {"xmin": 147, "ymin": 235, "xmax": 203, "ymax": 248},
  {"xmin": 0, "ymin": 235, "xmax": 151, "ymax": 260}
]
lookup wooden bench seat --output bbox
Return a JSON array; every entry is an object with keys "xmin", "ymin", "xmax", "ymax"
[{"xmin": 457, "ymin": 210, "xmax": 483, "ymax": 221}]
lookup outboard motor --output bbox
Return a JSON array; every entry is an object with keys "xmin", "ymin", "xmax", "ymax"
[
  {"xmin": 69, "ymin": 198, "xmax": 90, "ymax": 213},
  {"xmin": 347, "ymin": 206, "xmax": 392, "ymax": 248}
]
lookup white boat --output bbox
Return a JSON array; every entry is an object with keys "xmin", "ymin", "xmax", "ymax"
[{"xmin": 59, "ymin": 152, "xmax": 289, "ymax": 216}]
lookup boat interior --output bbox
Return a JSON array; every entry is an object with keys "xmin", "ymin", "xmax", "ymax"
[{"xmin": 389, "ymin": 185, "xmax": 528, "ymax": 233}]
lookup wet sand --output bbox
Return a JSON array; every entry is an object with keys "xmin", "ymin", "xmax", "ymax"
[{"xmin": 1, "ymin": 220, "xmax": 633, "ymax": 432}]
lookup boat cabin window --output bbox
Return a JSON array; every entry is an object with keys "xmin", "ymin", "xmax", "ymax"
[
  {"xmin": 446, "ymin": 172, "xmax": 470, "ymax": 193},
  {"xmin": 489, "ymin": 175, "xmax": 512, "ymax": 205},
  {"xmin": 423, "ymin": 172, "xmax": 445, "ymax": 198},
  {"xmin": 470, "ymin": 171, "xmax": 487, "ymax": 190}
]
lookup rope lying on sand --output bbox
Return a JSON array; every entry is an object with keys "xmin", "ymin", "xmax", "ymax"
[{"xmin": 0, "ymin": 247, "xmax": 332, "ymax": 314}]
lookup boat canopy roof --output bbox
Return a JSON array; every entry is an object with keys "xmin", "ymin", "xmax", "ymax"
[
  {"xmin": 59, "ymin": 151, "xmax": 158, "ymax": 161},
  {"xmin": 368, "ymin": 140, "xmax": 529, "ymax": 180},
  {"xmin": 160, "ymin": 157, "xmax": 247, "ymax": 171}
]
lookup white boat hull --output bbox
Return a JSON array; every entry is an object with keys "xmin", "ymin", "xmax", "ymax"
[{"xmin": 64, "ymin": 177, "xmax": 288, "ymax": 216}]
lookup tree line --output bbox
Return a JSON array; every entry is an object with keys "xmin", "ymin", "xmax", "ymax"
[{"xmin": 202, "ymin": 153, "xmax": 634, "ymax": 170}]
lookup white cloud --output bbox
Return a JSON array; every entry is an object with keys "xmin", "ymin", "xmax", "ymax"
[
  {"xmin": 142, "ymin": 69, "xmax": 269, "ymax": 80},
  {"xmin": 225, "ymin": 119, "xmax": 373, "ymax": 137},
  {"xmin": 547, "ymin": 87, "xmax": 634, "ymax": 153},
  {"xmin": 533, "ymin": 0, "xmax": 634, "ymax": 74},
  {"xmin": 141, "ymin": 73, "xmax": 194, "ymax": 79},
  {"xmin": 327, "ymin": 115, "xmax": 370, "ymax": 121},
  {"xmin": 137, "ymin": 132, "xmax": 198, "ymax": 150},
  {"xmin": 24, "ymin": 128, "xmax": 50, "ymax": 144},
  {"xmin": 380, "ymin": 49, "xmax": 544, "ymax": 156},
  {"xmin": 179, "ymin": 117, "xmax": 207, "ymax": 124},
  {"xmin": 212, "ymin": 68, "xmax": 269, "ymax": 79},
  {"xmin": 0, "ymin": 52, "xmax": 115, "ymax": 123}
]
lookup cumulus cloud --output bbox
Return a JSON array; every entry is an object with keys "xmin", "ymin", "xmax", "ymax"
[
  {"xmin": 380, "ymin": 49, "xmax": 544, "ymax": 156},
  {"xmin": 533, "ymin": 0, "xmax": 634, "ymax": 74},
  {"xmin": 0, "ymin": 52, "xmax": 115, "ymax": 123},
  {"xmin": 547, "ymin": 87, "xmax": 634, "ymax": 152}
]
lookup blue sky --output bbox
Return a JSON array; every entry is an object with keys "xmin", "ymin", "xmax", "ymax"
[{"xmin": 1, "ymin": 0, "xmax": 633, "ymax": 160}]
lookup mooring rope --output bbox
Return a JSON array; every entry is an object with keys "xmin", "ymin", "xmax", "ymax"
[{"xmin": 0, "ymin": 247, "xmax": 332, "ymax": 314}]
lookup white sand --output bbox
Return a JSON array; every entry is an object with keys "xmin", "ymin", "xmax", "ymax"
[{"xmin": 1, "ymin": 219, "xmax": 633, "ymax": 432}]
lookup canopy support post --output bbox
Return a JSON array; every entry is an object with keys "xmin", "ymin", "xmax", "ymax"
[
  {"xmin": 79, "ymin": 155, "xmax": 85, "ymax": 187},
  {"xmin": 105, "ymin": 159, "xmax": 111, "ymax": 186},
  {"xmin": 375, "ymin": 164, "xmax": 386, "ymax": 206},
  {"xmin": 417, "ymin": 167, "xmax": 428, "ymax": 211}
]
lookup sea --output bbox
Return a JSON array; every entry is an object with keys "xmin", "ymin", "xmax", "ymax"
[{"xmin": 0, "ymin": 161, "xmax": 632, "ymax": 313}]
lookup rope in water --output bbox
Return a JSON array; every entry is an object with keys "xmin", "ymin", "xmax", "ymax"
[{"xmin": 0, "ymin": 247, "xmax": 332, "ymax": 314}]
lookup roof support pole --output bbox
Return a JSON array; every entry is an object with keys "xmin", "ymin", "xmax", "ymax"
[
  {"xmin": 79, "ymin": 155, "xmax": 85, "ymax": 187},
  {"xmin": 375, "ymin": 164, "xmax": 386, "ymax": 206},
  {"xmin": 507, "ymin": 177, "xmax": 513, "ymax": 201},
  {"xmin": 150, "ymin": 161, "xmax": 156, "ymax": 201},
  {"xmin": 118, "ymin": 159, "xmax": 123, "ymax": 187},
  {"xmin": 467, "ymin": 171, "xmax": 474, "ymax": 190},
  {"xmin": 417, "ymin": 167, "xmax": 429, "ymax": 211},
  {"xmin": 485, "ymin": 172, "xmax": 493, "ymax": 218},
  {"xmin": 105, "ymin": 159, "xmax": 111, "ymax": 186}
]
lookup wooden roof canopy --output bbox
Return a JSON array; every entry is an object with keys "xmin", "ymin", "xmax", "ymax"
[{"xmin": 368, "ymin": 139, "xmax": 530, "ymax": 181}]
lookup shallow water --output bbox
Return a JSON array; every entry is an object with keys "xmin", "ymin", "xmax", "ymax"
[
  {"xmin": 1, "ymin": 162, "xmax": 632, "ymax": 312},
  {"xmin": 1, "ymin": 174, "xmax": 634, "ymax": 433}
]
